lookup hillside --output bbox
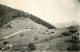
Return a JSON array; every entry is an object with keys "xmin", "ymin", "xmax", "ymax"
[
  {"xmin": 0, "ymin": 19, "xmax": 79, "ymax": 51},
  {"xmin": 0, "ymin": 4, "xmax": 56, "ymax": 29}
]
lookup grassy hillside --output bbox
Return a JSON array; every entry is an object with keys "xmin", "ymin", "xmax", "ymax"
[
  {"xmin": 0, "ymin": 18, "xmax": 79, "ymax": 51},
  {"xmin": 0, "ymin": 4, "xmax": 56, "ymax": 29}
]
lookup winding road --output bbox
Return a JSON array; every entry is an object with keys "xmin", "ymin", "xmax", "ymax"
[{"xmin": 3, "ymin": 29, "xmax": 32, "ymax": 40}]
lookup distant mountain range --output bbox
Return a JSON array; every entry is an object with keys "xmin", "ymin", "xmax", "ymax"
[
  {"xmin": 0, "ymin": 4, "xmax": 56, "ymax": 29},
  {"xmin": 54, "ymin": 21, "xmax": 79, "ymax": 28}
]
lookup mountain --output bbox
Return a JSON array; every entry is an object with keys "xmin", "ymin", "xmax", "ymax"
[
  {"xmin": 54, "ymin": 21, "xmax": 79, "ymax": 28},
  {"xmin": 0, "ymin": 4, "xmax": 56, "ymax": 29}
]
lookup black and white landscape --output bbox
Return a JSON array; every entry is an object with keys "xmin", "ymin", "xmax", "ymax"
[{"xmin": 0, "ymin": 2, "xmax": 80, "ymax": 52}]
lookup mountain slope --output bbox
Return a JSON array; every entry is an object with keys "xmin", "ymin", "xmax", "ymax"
[
  {"xmin": 0, "ymin": 4, "xmax": 56, "ymax": 29},
  {"xmin": 0, "ymin": 23, "xmax": 79, "ymax": 51}
]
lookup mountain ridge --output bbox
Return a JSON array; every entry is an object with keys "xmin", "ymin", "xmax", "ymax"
[
  {"xmin": 54, "ymin": 21, "xmax": 79, "ymax": 28},
  {"xmin": 0, "ymin": 4, "xmax": 56, "ymax": 29}
]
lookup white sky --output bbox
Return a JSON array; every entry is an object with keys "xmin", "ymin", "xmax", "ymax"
[{"xmin": 0, "ymin": 0, "xmax": 80, "ymax": 25}]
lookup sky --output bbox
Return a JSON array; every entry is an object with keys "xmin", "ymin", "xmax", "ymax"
[{"xmin": 0, "ymin": 0, "xmax": 80, "ymax": 25}]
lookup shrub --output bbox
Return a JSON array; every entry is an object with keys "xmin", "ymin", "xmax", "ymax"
[
  {"xmin": 65, "ymin": 36, "xmax": 79, "ymax": 44},
  {"xmin": 72, "ymin": 36, "xmax": 79, "ymax": 41},
  {"xmin": 28, "ymin": 43, "xmax": 36, "ymax": 51},
  {"xmin": 51, "ymin": 32, "xmax": 54, "ymax": 33},
  {"xmin": 3, "ymin": 41, "xmax": 8, "ymax": 44},
  {"xmin": 62, "ymin": 32, "xmax": 72, "ymax": 36},
  {"xmin": 35, "ymin": 37, "xmax": 38, "ymax": 40},
  {"xmin": 43, "ymin": 33, "xmax": 46, "ymax": 34},
  {"xmin": 67, "ymin": 35, "xmax": 80, "ymax": 51},
  {"xmin": 67, "ymin": 44, "xmax": 80, "ymax": 51},
  {"xmin": 69, "ymin": 29, "xmax": 77, "ymax": 33},
  {"xmin": 66, "ymin": 40, "xmax": 78, "ymax": 44},
  {"xmin": 20, "ymin": 34, "xmax": 25, "ymax": 37}
]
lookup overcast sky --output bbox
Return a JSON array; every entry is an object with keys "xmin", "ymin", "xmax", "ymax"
[{"xmin": 0, "ymin": 0, "xmax": 80, "ymax": 24}]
